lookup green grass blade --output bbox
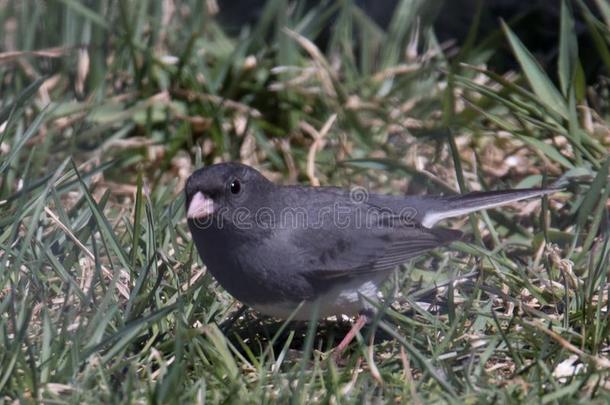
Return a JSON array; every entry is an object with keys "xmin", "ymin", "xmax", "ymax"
[{"xmin": 502, "ymin": 20, "xmax": 568, "ymax": 119}]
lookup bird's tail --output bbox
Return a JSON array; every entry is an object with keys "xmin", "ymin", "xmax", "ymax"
[{"xmin": 421, "ymin": 187, "xmax": 559, "ymax": 228}]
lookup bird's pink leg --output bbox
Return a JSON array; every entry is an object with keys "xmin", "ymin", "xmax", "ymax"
[{"xmin": 333, "ymin": 313, "xmax": 369, "ymax": 358}]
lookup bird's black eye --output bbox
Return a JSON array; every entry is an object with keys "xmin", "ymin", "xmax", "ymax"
[{"xmin": 230, "ymin": 179, "xmax": 241, "ymax": 194}]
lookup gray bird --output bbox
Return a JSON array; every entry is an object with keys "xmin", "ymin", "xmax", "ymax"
[{"xmin": 185, "ymin": 162, "xmax": 556, "ymax": 353}]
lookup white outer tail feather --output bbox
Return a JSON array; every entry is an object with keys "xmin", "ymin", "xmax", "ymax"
[{"xmin": 421, "ymin": 188, "xmax": 557, "ymax": 228}]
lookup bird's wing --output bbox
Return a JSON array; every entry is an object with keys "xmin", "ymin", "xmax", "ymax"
[
  {"xmin": 280, "ymin": 197, "xmax": 461, "ymax": 283},
  {"xmin": 275, "ymin": 185, "xmax": 554, "ymax": 285},
  {"xmin": 299, "ymin": 225, "xmax": 461, "ymax": 282}
]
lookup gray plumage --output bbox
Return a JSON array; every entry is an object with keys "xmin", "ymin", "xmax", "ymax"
[{"xmin": 185, "ymin": 162, "xmax": 556, "ymax": 319}]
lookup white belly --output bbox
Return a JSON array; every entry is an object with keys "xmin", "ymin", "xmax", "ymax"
[{"xmin": 249, "ymin": 277, "xmax": 385, "ymax": 320}]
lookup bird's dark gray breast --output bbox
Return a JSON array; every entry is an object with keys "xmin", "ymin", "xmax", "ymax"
[{"xmin": 188, "ymin": 218, "xmax": 316, "ymax": 305}]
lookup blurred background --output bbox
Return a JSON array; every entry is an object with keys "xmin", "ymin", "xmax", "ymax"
[{"xmin": 1, "ymin": 0, "xmax": 607, "ymax": 194}]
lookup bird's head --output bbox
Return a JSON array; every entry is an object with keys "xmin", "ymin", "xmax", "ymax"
[{"xmin": 185, "ymin": 162, "xmax": 272, "ymax": 221}]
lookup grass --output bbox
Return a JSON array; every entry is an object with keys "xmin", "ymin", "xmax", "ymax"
[{"xmin": 0, "ymin": 0, "xmax": 609, "ymax": 402}]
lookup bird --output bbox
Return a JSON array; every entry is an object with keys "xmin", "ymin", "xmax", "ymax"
[{"xmin": 185, "ymin": 162, "xmax": 557, "ymax": 354}]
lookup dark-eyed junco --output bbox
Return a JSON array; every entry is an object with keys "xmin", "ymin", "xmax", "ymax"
[{"xmin": 185, "ymin": 162, "xmax": 557, "ymax": 353}]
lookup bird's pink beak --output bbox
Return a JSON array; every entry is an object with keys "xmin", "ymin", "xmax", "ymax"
[{"xmin": 187, "ymin": 192, "xmax": 215, "ymax": 219}]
